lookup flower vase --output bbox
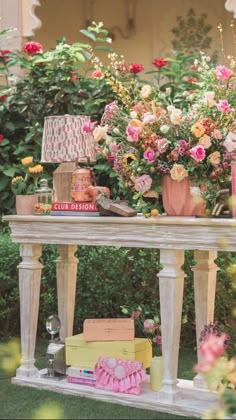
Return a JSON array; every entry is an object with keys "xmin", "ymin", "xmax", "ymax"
[
  {"xmin": 161, "ymin": 175, "xmax": 206, "ymax": 216},
  {"xmin": 150, "ymin": 356, "xmax": 163, "ymax": 391},
  {"xmin": 15, "ymin": 194, "xmax": 38, "ymax": 215}
]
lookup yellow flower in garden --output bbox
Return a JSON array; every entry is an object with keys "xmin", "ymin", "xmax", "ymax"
[
  {"xmin": 11, "ymin": 157, "xmax": 44, "ymax": 195},
  {"xmin": 21, "ymin": 156, "xmax": 33, "ymax": 166},
  {"xmin": 28, "ymin": 164, "xmax": 43, "ymax": 174},
  {"xmin": 11, "ymin": 176, "xmax": 24, "ymax": 184}
]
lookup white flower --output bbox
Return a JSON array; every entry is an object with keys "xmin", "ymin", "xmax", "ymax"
[
  {"xmin": 190, "ymin": 186, "xmax": 202, "ymax": 197},
  {"xmin": 93, "ymin": 124, "xmax": 109, "ymax": 142},
  {"xmin": 130, "ymin": 110, "xmax": 137, "ymax": 119},
  {"xmin": 160, "ymin": 125, "xmax": 170, "ymax": 134},
  {"xmin": 224, "ymin": 131, "xmax": 236, "ymax": 152}
]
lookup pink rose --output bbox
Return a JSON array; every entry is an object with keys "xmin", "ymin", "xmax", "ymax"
[
  {"xmin": 126, "ymin": 125, "xmax": 141, "ymax": 142},
  {"xmin": 216, "ymin": 99, "xmax": 231, "ymax": 113},
  {"xmin": 189, "ymin": 145, "xmax": 206, "ymax": 162},
  {"xmin": 134, "ymin": 174, "xmax": 152, "ymax": 192},
  {"xmin": 143, "ymin": 147, "xmax": 155, "ymax": 162}
]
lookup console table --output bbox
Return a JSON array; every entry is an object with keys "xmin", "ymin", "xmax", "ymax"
[{"xmin": 4, "ymin": 214, "xmax": 235, "ymax": 417}]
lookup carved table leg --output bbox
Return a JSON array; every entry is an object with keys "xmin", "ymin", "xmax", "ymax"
[
  {"xmin": 192, "ymin": 250, "xmax": 218, "ymax": 388},
  {"xmin": 16, "ymin": 243, "xmax": 43, "ymax": 378},
  {"xmin": 55, "ymin": 245, "xmax": 78, "ymax": 342},
  {"xmin": 156, "ymin": 249, "xmax": 185, "ymax": 402}
]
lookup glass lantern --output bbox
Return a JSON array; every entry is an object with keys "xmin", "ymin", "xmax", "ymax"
[{"xmin": 36, "ymin": 178, "xmax": 52, "ymax": 205}]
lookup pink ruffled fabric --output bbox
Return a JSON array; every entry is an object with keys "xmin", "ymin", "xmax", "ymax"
[{"xmin": 94, "ymin": 356, "xmax": 146, "ymax": 395}]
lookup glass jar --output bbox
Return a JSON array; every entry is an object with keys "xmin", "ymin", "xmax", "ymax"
[{"xmin": 36, "ymin": 179, "xmax": 52, "ymax": 205}]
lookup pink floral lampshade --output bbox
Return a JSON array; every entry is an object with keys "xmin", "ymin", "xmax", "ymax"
[{"xmin": 41, "ymin": 114, "xmax": 96, "ymax": 163}]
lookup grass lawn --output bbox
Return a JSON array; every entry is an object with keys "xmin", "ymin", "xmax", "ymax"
[{"xmin": 0, "ymin": 338, "xmax": 200, "ymax": 419}]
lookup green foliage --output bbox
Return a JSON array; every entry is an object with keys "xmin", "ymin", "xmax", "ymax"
[
  {"xmin": 0, "ymin": 228, "xmax": 235, "ymax": 347},
  {"xmin": 0, "ymin": 23, "xmax": 115, "ymax": 215}
]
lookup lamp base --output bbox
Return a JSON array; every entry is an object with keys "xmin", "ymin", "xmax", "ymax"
[{"xmin": 53, "ymin": 162, "xmax": 77, "ymax": 202}]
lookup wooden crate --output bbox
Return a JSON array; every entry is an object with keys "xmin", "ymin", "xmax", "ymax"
[{"xmin": 83, "ymin": 318, "xmax": 135, "ymax": 341}]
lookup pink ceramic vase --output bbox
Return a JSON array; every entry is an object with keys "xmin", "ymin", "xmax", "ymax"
[{"xmin": 161, "ymin": 176, "xmax": 206, "ymax": 216}]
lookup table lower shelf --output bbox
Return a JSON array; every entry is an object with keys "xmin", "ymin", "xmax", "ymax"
[{"xmin": 12, "ymin": 369, "xmax": 218, "ymax": 418}]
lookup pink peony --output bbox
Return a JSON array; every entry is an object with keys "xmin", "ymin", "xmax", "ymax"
[{"xmin": 143, "ymin": 147, "xmax": 155, "ymax": 162}]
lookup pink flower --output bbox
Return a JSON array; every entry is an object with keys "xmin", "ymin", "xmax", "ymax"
[
  {"xmin": 212, "ymin": 129, "xmax": 222, "ymax": 140},
  {"xmin": 91, "ymin": 69, "xmax": 103, "ymax": 78},
  {"xmin": 23, "ymin": 41, "xmax": 42, "ymax": 54},
  {"xmin": 214, "ymin": 65, "xmax": 233, "ymax": 81},
  {"xmin": 142, "ymin": 112, "xmax": 155, "ymax": 124},
  {"xmin": 194, "ymin": 333, "xmax": 228, "ymax": 372},
  {"xmin": 143, "ymin": 147, "xmax": 155, "ymax": 162},
  {"xmin": 134, "ymin": 174, "xmax": 152, "ymax": 192},
  {"xmin": 131, "ymin": 310, "xmax": 141, "ymax": 320},
  {"xmin": 144, "ymin": 319, "xmax": 159, "ymax": 333},
  {"xmin": 100, "ymin": 101, "xmax": 116, "ymax": 125},
  {"xmin": 82, "ymin": 120, "xmax": 96, "ymax": 133},
  {"xmin": 109, "ymin": 141, "xmax": 119, "ymax": 154},
  {"xmin": 153, "ymin": 335, "xmax": 162, "ymax": 345},
  {"xmin": 216, "ymin": 99, "xmax": 231, "ymax": 113},
  {"xmin": 0, "ymin": 134, "xmax": 3, "ymax": 142},
  {"xmin": 189, "ymin": 145, "xmax": 206, "ymax": 162},
  {"xmin": 126, "ymin": 125, "xmax": 141, "ymax": 142}
]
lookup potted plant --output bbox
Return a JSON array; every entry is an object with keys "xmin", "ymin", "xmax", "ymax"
[{"xmin": 11, "ymin": 156, "xmax": 43, "ymax": 214}]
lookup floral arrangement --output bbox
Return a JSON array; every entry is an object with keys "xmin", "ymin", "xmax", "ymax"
[
  {"xmin": 11, "ymin": 156, "xmax": 43, "ymax": 195},
  {"xmin": 91, "ymin": 52, "xmax": 236, "ymax": 213},
  {"xmin": 120, "ymin": 305, "xmax": 162, "ymax": 357},
  {"xmin": 193, "ymin": 323, "xmax": 236, "ymax": 419}
]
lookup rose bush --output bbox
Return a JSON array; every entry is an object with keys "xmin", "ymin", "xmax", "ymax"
[{"xmin": 0, "ymin": 22, "xmax": 115, "ymax": 215}]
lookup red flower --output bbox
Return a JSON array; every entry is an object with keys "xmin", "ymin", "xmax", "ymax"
[
  {"xmin": 0, "ymin": 134, "xmax": 4, "ymax": 142},
  {"xmin": 0, "ymin": 49, "xmax": 10, "ymax": 56},
  {"xmin": 183, "ymin": 76, "xmax": 198, "ymax": 83},
  {"xmin": 0, "ymin": 94, "xmax": 7, "ymax": 101},
  {"xmin": 23, "ymin": 41, "xmax": 42, "ymax": 54},
  {"xmin": 152, "ymin": 58, "xmax": 168, "ymax": 68},
  {"xmin": 129, "ymin": 62, "xmax": 144, "ymax": 73},
  {"xmin": 70, "ymin": 75, "xmax": 78, "ymax": 81}
]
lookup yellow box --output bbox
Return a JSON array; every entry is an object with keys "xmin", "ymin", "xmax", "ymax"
[{"xmin": 65, "ymin": 333, "xmax": 152, "ymax": 369}]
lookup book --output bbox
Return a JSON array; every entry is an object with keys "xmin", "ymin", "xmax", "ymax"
[
  {"xmin": 50, "ymin": 211, "xmax": 100, "ymax": 216},
  {"xmin": 67, "ymin": 376, "xmax": 96, "ymax": 386},
  {"xmin": 67, "ymin": 366, "xmax": 95, "ymax": 379},
  {"xmin": 51, "ymin": 201, "xmax": 98, "ymax": 211}
]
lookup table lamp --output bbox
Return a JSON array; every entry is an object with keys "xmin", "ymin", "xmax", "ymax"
[{"xmin": 41, "ymin": 114, "xmax": 97, "ymax": 202}]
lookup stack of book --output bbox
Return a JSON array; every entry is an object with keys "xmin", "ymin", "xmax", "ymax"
[
  {"xmin": 50, "ymin": 201, "xmax": 100, "ymax": 216},
  {"xmin": 66, "ymin": 366, "xmax": 96, "ymax": 386}
]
